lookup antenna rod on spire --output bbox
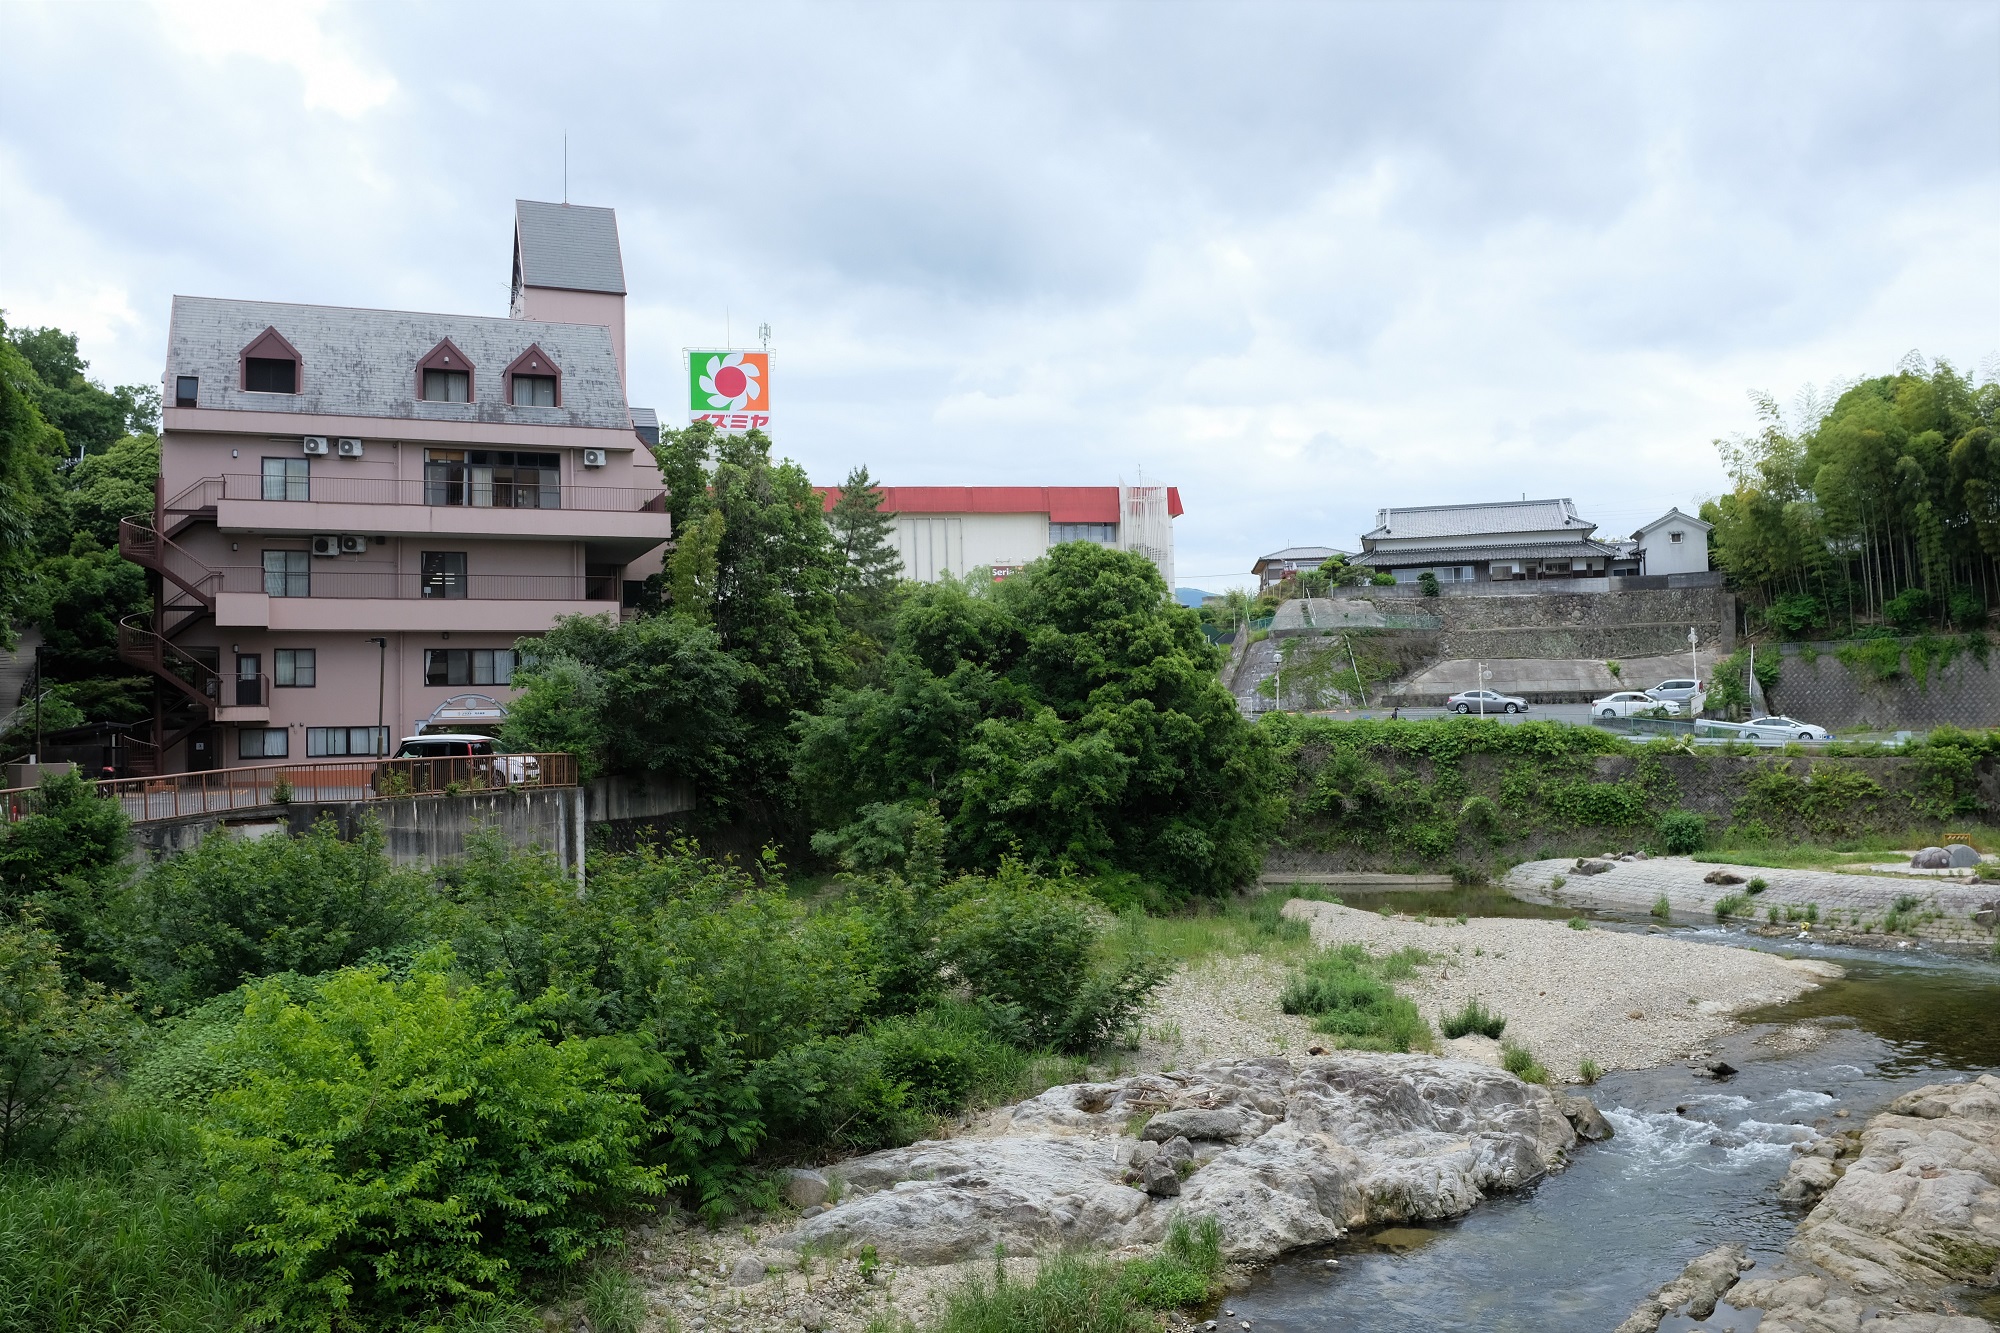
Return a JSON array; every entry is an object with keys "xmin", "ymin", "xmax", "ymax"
[{"xmin": 563, "ymin": 132, "xmax": 568, "ymax": 203}]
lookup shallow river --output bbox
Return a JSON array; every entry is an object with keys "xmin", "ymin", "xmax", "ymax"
[{"xmin": 1222, "ymin": 920, "xmax": 2000, "ymax": 1332}]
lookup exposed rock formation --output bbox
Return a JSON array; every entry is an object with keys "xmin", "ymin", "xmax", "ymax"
[
  {"xmin": 1611, "ymin": 1244, "xmax": 1753, "ymax": 1333},
  {"xmin": 1732, "ymin": 1074, "xmax": 2000, "ymax": 1332},
  {"xmin": 775, "ymin": 1053, "xmax": 1596, "ymax": 1266}
]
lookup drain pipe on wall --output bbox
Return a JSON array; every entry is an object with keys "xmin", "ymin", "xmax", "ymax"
[{"xmin": 574, "ymin": 784, "xmax": 587, "ymax": 897}]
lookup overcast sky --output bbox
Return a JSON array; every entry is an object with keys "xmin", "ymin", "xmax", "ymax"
[{"xmin": 3, "ymin": 1, "xmax": 1996, "ymax": 590}]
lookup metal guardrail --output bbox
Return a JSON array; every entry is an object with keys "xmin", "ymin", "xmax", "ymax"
[
  {"xmin": 2, "ymin": 753, "xmax": 579, "ymax": 825},
  {"xmin": 1589, "ymin": 715, "xmax": 1836, "ymax": 747}
]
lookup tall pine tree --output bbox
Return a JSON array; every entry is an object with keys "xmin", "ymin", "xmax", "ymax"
[{"xmin": 825, "ymin": 465, "xmax": 904, "ymax": 670}]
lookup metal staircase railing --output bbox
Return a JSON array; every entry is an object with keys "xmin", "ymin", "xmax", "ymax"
[{"xmin": 119, "ymin": 514, "xmax": 220, "ymax": 608}]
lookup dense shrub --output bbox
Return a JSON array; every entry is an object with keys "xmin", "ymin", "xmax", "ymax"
[
  {"xmin": 0, "ymin": 771, "xmax": 132, "ymax": 981},
  {"xmin": 1884, "ymin": 586, "xmax": 1933, "ymax": 633},
  {"xmin": 1654, "ymin": 809, "xmax": 1707, "ymax": 855},
  {"xmin": 200, "ymin": 951, "xmax": 664, "ymax": 1330},
  {"xmin": 864, "ymin": 1000, "xmax": 1028, "ymax": 1112},
  {"xmin": 1439, "ymin": 998, "xmax": 1506, "ymax": 1040},
  {"xmin": 0, "ymin": 919, "xmax": 129, "ymax": 1161},
  {"xmin": 1764, "ymin": 593, "xmax": 1826, "ymax": 638},
  {"xmin": 1501, "ymin": 1041, "xmax": 1549, "ymax": 1084},
  {"xmin": 1279, "ymin": 943, "xmax": 1432, "ymax": 1052},
  {"xmin": 938, "ymin": 874, "xmax": 1169, "ymax": 1052},
  {"xmin": 117, "ymin": 818, "xmax": 430, "ymax": 1013}
]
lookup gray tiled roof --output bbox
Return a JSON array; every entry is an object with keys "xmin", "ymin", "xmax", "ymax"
[
  {"xmin": 514, "ymin": 201, "xmax": 626, "ymax": 295},
  {"xmin": 630, "ymin": 406, "xmax": 660, "ymax": 445},
  {"xmin": 1256, "ymin": 545, "xmax": 1349, "ymax": 565},
  {"xmin": 1363, "ymin": 498, "xmax": 1591, "ymax": 542},
  {"xmin": 166, "ymin": 296, "xmax": 631, "ymax": 431},
  {"xmin": 1357, "ymin": 538, "xmax": 1619, "ymax": 567}
]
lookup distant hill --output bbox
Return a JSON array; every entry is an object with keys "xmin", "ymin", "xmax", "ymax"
[{"xmin": 1175, "ymin": 587, "xmax": 1217, "ymax": 608}]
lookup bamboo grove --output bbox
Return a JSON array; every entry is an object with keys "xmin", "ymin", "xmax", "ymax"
[{"xmin": 1701, "ymin": 355, "xmax": 2000, "ymax": 636}]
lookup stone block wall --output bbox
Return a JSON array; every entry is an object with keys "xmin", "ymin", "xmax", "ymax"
[{"xmin": 1353, "ymin": 585, "xmax": 1734, "ymax": 660}]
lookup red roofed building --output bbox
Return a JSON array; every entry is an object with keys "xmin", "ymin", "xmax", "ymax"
[{"xmin": 816, "ymin": 484, "xmax": 1183, "ymax": 587}]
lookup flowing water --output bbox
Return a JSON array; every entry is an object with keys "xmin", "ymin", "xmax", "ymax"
[{"xmin": 1222, "ymin": 926, "xmax": 2000, "ymax": 1332}]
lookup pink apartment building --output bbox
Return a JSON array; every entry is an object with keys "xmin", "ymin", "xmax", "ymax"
[{"xmin": 117, "ymin": 201, "xmax": 670, "ymax": 775}]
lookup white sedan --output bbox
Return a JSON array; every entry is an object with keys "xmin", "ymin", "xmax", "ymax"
[
  {"xmin": 1740, "ymin": 715, "xmax": 1833, "ymax": 741},
  {"xmin": 1592, "ymin": 691, "xmax": 1680, "ymax": 718}
]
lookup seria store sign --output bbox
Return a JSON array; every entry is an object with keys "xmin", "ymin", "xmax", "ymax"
[{"xmin": 686, "ymin": 350, "xmax": 770, "ymax": 431}]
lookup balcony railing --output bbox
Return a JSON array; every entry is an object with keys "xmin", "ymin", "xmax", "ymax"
[
  {"xmin": 218, "ymin": 473, "xmax": 667, "ymax": 513},
  {"xmin": 2, "ymin": 754, "xmax": 580, "ymax": 826},
  {"xmin": 216, "ymin": 569, "xmax": 619, "ymax": 601}
]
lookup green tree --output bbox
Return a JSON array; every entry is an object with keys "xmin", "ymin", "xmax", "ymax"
[
  {"xmin": 117, "ymin": 818, "xmax": 432, "ymax": 1014},
  {"xmin": 825, "ymin": 464, "xmax": 905, "ymax": 667},
  {"xmin": 0, "ymin": 770, "xmax": 132, "ymax": 981},
  {"xmin": 649, "ymin": 423, "xmax": 846, "ymax": 811},
  {"xmin": 502, "ymin": 613, "xmax": 746, "ymax": 796},
  {"xmin": 0, "ymin": 332, "xmax": 61, "ymax": 636},
  {"xmin": 0, "ymin": 916, "xmax": 130, "ymax": 1161},
  {"xmin": 796, "ymin": 544, "xmax": 1282, "ymax": 894},
  {"xmin": 4, "ymin": 324, "xmax": 159, "ymax": 459}
]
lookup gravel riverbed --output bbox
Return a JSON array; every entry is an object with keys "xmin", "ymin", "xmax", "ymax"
[{"xmin": 1277, "ymin": 900, "xmax": 1840, "ymax": 1080}]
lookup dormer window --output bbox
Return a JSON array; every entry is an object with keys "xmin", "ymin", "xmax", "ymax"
[
  {"xmin": 423, "ymin": 369, "xmax": 470, "ymax": 402},
  {"xmin": 417, "ymin": 338, "xmax": 475, "ymax": 403},
  {"xmin": 504, "ymin": 344, "xmax": 562, "ymax": 407},
  {"xmin": 239, "ymin": 326, "xmax": 303, "ymax": 394}
]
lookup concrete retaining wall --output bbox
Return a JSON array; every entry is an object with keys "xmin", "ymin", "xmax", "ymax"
[
  {"xmin": 1770, "ymin": 645, "xmax": 2000, "ymax": 731},
  {"xmin": 131, "ymin": 774, "xmax": 698, "ymax": 866}
]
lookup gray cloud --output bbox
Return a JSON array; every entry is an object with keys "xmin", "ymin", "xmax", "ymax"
[{"xmin": 1, "ymin": 0, "xmax": 1994, "ymax": 588}]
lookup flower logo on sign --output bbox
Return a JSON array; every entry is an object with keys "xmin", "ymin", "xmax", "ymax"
[{"xmin": 699, "ymin": 353, "xmax": 762, "ymax": 411}]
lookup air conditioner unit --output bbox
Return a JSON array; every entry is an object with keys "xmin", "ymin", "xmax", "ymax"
[
  {"xmin": 336, "ymin": 437, "xmax": 364, "ymax": 458},
  {"xmin": 581, "ymin": 448, "xmax": 607, "ymax": 468},
  {"xmin": 310, "ymin": 535, "xmax": 341, "ymax": 557},
  {"xmin": 339, "ymin": 535, "xmax": 368, "ymax": 554},
  {"xmin": 302, "ymin": 436, "xmax": 330, "ymax": 455}
]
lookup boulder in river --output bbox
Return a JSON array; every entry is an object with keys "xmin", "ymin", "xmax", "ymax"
[
  {"xmin": 1612, "ymin": 1244, "xmax": 1753, "ymax": 1333},
  {"xmin": 773, "ymin": 1054, "xmax": 1585, "ymax": 1266}
]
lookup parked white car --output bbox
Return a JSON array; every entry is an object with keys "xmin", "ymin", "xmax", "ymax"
[
  {"xmin": 1739, "ymin": 715, "xmax": 1833, "ymax": 742},
  {"xmin": 390, "ymin": 733, "xmax": 541, "ymax": 784},
  {"xmin": 1643, "ymin": 679, "xmax": 1708, "ymax": 715},
  {"xmin": 1592, "ymin": 691, "xmax": 1679, "ymax": 719}
]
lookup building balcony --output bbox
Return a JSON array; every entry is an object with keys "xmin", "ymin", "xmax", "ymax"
[
  {"xmin": 184, "ymin": 473, "xmax": 670, "ymax": 556},
  {"xmin": 211, "ymin": 569, "xmax": 617, "ymax": 632}
]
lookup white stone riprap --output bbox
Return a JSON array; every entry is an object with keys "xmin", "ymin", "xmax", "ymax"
[
  {"xmin": 1504, "ymin": 855, "xmax": 1997, "ymax": 941},
  {"xmin": 1280, "ymin": 900, "xmax": 1838, "ymax": 1079}
]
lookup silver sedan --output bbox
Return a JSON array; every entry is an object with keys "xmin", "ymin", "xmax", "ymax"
[{"xmin": 1446, "ymin": 690, "xmax": 1529, "ymax": 714}]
